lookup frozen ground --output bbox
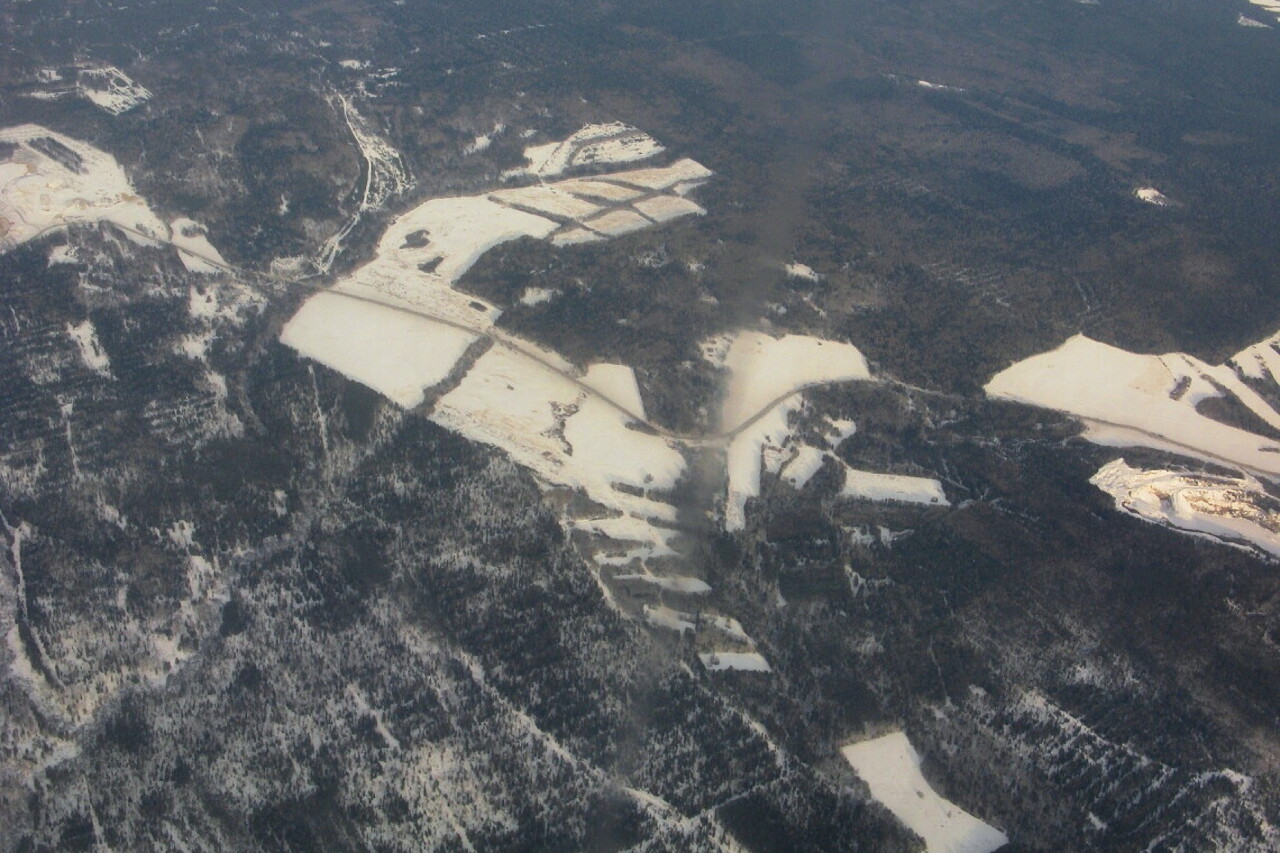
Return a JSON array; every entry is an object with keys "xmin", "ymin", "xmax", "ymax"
[
  {"xmin": 1090, "ymin": 459, "xmax": 1280, "ymax": 558},
  {"xmin": 841, "ymin": 732, "xmax": 1008, "ymax": 853}
]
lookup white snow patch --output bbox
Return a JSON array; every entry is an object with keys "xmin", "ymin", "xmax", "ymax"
[
  {"xmin": 785, "ymin": 262, "xmax": 821, "ymax": 282},
  {"xmin": 339, "ymin": 59, "xmax": 370, "ymax": 70},
  {"xmin": 47, "ymin": 244, "xmax": 78, "ymax": 265},
  {"xmin": 631, "ymin": 194, "xmax": 706, "ymax": 223},
  {"xmin": 842, "ymin": 469, "xmax": 948, "ymax": 506},
  {"xmin": 1238, "ymin": 13, "xmax": 1272, "ymax": 27},
  {"xmin": 721, "ymin": 331, "xmax": 871, "ymax": 434},
  {"xmin": 582, "ymin": 208, "xmax": 652, "ymax": 237},
  {"xmin": 551, "ymin": 179, "xmax": 644, "ymax": 202},
  {"xmin": 580, "ymin": 363, "xmax": 646, "ymax": 418},
  {"xmin": 490, "ymin": 185, "xmax": 603, "ymax": 219},
  {"xmin": 167, "ymin": 520, "xmax": 196, "ymax": 550},
  {"xmin": 841, "ymin": 732, "xmax": 1008, "ymax": 853},
  {"xmin": 169, "ymin": 218, "xmax": 227, "ymax": 274},
  {"xmin": 644, "ymin": 604, "xmax": 696, "ymax": 633},
  {"xmin": 66, "ymin": 319, "xmax": 110, "ymax": 374},
  {"xmin": 1135, "ymin": 186, "xmax": 1172, "ymax": 206},
  {"xmin": 615, "ymin": 573, "xmax": 712, "ymax": 594},
  {"xmin": 1246, "ymin": 0, "xmax": 1280, "ymax": 23},
  {"xmin": 281, "ymin": 293, "xmax": 479, "ymax": 409},
  {"xmin": 699, "ymin": 652, "xmax": 771, "ymax": 672},
  {"xmin": 779, "ymin": 445, "xmax": 829, "ymax": 489},
  {"xmin": 599, "ymin": 158, "xmax": 714, "ymax": 191},
  {"xmin": 517, "ymin": 286, "xmax": 560, "ymax": 306}
]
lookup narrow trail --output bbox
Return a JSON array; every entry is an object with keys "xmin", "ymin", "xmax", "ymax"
[{"xmin": 7, "ymin": 219, "xmax": 860, "ymax": 447}]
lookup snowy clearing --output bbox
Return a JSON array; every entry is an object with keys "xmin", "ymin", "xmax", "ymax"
[
  {"xmin": 1090, "ymin": 459, "xmax": 1280, "ymax": 557},
  {"xmin": 582, "ymin": 208, "xmax": 652, "ymax": 237},
  {"xmin": 841, "ymin": 732, "xmax": 1008, "ymax": 853},
  {"xmin": 842, "ymin": 469, "xmax": 948, "ymax": 506},
  {"xmin": 489, "ymin": 185, "xmax": 603, "ymax": 220},
  {"xmin": 281, "ymin": 294, "xmax": 479, "ymax": 408},
  {"xmin": 720, "ymin": 332, "xmax": 871, "ymax": 434},
  {"xmin": 631, "ymin": 195, "xmax": 706, "ymax": 223},
  {"xmin": 599, "ymin": 158, "xmax": 714, "ymax": 192},
  {"xmin": 518, "ymin": 286, "xmax": 560, "ymax": 306},
  {"xmin": 699, "ymin": 652, "xmax": 771, "ymax": 672},
  {"xmin": 169, "ymin": 218, "xmax": 227, "ymax": 274},
  {"xmin": 644, "ymin": 605, "xmax": 696, "ymax": 633},
  {"xmin": 1239, "ymin": 13, "xmax": 1272, "ymax": 27},
  {"xmin": 614, "ymin": 573, "xmax": 712, "ymax": 594},
  {"xmin": 985, "ymin": 334, "xmax": 1280, "ymax": 478}
]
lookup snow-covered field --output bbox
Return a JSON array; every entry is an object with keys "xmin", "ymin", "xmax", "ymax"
[
  {"xmin": 842, "ymin": 468, "xmax": 949, "ymax": 505},
  {"xmin": 281, "ymin": 295, "xmax": 480, "ymax": 408},
  {"xmin": 841, "ymin": 732, "xmax": 1008, "ymax": 853},
  {"xmin": 985, "ymin": 334, "xmax": 1280, "ymax": 478},
  {"xmin": 699, "ymin": 652, "xmax": 771, "ymax": 672},
  {"xmin": 720, "ymin": 332, "xmax": 871, "ymax": 434},
  {"xmin": 1090, "ymin": 459, "xmax": 1280, "ymax": 558}
]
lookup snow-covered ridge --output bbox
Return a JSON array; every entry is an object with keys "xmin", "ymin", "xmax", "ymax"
[
  {"xmin": 27, "ymin": 66, "xmax": 151, "ymax": 115},
  {"xmin": 1091, "ymin": 459, "xmax": 1280, "ymax": 558},
  {"xmin": 842, "ymin": 732, "xmax": 1008, "ymax": 853}
]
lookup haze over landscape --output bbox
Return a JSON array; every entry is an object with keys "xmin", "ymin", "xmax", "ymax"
[{"xmin": 2, "ymin": 0, "xmax": 1280, "ymax": 850}]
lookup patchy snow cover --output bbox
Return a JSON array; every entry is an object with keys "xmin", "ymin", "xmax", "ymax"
[
  {"xmin": 76, "ymin": 66, "xmax": 151, "ymax": 115},
  {"xmin": 168, "ymin": 217, "xmax": 227, "ymax": 274},
  {"xmin": 725, "ymin": 394, "xmax": 800, "ymax": 531},
  {"xmin": 1238, "ymin": 13, "xmax": 1272, "ymax": 27},
  {"xmin": 66, "ymin": 319, "xmax": 110, "ymax": 375},
  {"xmin": 47, "ymin": 244, "xmax": 78, "ymax": 265},
  {"xmin": 549, "ymin": 226, "xmax": 604, "ymax": 247},
  {"xmin": 842, "ymin": 469, "xmax": 948, "ymax": 506},
  {"xmin": 699, "ymin": 652, "xmax": 771, "ymax": 672},
  {"xmin": 985, "ymin": 334, "xmax": 1280, "ymax": 478},
  {"xmin": 785, "ymin": 262, "xmax": 821, "ymax": 282},
  {"xmin": 509, "ymin": 122, "xmax": 664, "ymax": 179},
  {"xmin": 779, "ymin": 444, "xmax": 829, "ymax": 489},
  {"xmin": 1135, "ymin": 186, "xmax": 1172, "ymax": 206},
  {"xmin": 600, "ymin": 158, "xmax": 714, "ymax": 192},
  {"xmin": 0, "ymin": 124, "xmax": 167, "ymax": 248},
  {"xmin": 644, "ymin": 605, "xmax": 696, "ymax": 633},
  {"xmin": 281, "ymin": 294, "xmax": 479, "ymax": 408},
  {"xmin": 518, "ymin": 286, "xmax": 560, "ymax": 306},
  {"xmin": 721, "ymin": 332, "xmax": 871, "ymax": 434},
  {"xmin": 842, "ymin": 732, "xmax": 1008, "ymax": 853},
  {"xmin": 431, "ymin": 346, "xmax": 684, "ymax": 520},
  {"xmin": 615, "ymin": 573, "xmax": 712, "ymax": 594},
  {"xmin": 551, "ymin": 179, "xmax": 643, "ymax": 202},
  {"xmin": 1091, "ymin": 459, "xmax": 1280, "ymax": 557}
]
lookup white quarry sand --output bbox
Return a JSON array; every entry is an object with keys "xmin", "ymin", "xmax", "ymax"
[
  {"xmin": 842, "ymin": 732, "xmax": 1008, "ymax": 853},
  {"xmin": 0, "ymin": 124, "xmax": 168, "ymax": 247},
  {"xmin": 985, "ymin": 334, "xmax": 1280, "ymax": 478},
  {"xmin": 281, "ymin": 294, "xmax": 479, "ymax": 408},
  {"xmin": 1091, "ymin": 459, "xmax": 1280, "ymax": 557},
  {"xmin": 699, "ymin": 652, "xmax": 771, "ymax": 672},
  {"xmin": 721, "ymin": 332, "xmax": 871, "ymax": 434},
  {"xmin": 1135, "ymin": 186, "xmax": 1172, "ymax": 206}
]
